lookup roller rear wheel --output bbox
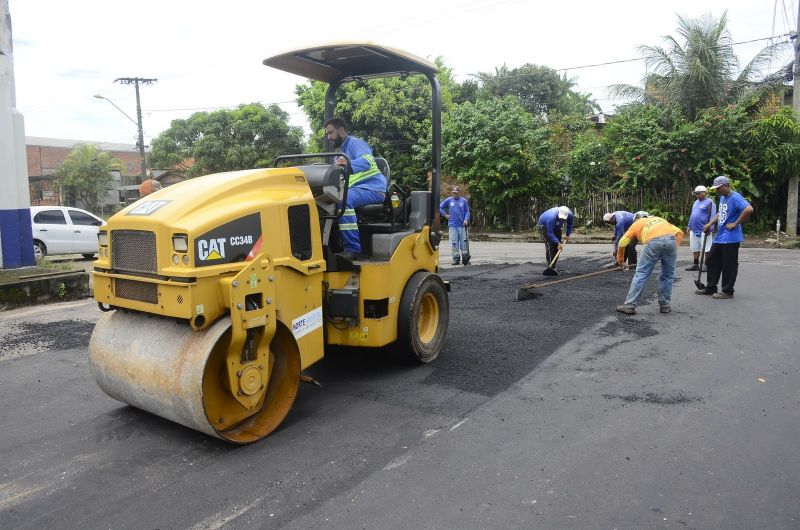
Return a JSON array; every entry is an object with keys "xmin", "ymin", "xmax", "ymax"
[{"xmin": 397, "ymin": 272, "xmax": 449, "ymax": 363}]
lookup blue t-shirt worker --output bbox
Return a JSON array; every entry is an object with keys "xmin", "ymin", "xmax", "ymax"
[
  {"xmin": 685, "ymin": 185, "xmax": 716, "ymax": 271},
  {"xmin": 440, "ymin": 186, "xmax": 471, "ymax": 265},
  {"xmin": 325, "ymin": 118, "xmax": 387, "ymax": 260},
  {"xmin": 537, "ymin": 206, "xmax": 573, "ymax": 273},
  {"xmin": 695, "ymin": 175, "xmax": 753, "ymax": 299},
  {"xmin": 603, "ymin": 210, "xmax": 637, "ymax": 265}
]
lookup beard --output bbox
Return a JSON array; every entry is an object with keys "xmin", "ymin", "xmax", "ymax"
[{"xmin": 331, "ymin": 134, "xmax": 343, "ymax": 149}]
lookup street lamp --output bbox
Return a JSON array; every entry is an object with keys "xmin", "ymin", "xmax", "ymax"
[{"xmin": 94, "ymin": 94, "xmax": 147, "ymax": 184}]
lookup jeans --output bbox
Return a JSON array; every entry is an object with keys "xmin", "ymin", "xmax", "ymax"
[
  {"xmin": 623, "ymin": 235, "xmax": 677, "ymax": 307},
  {"xmin": 339, "ymin": 187, "xmax": 385, "ymax": 253},
  {"xmin": 449, "ymin": 226, "xmax": 470, "ymax": 263},
  {"xmin": 704, "ymin": 242, "xmax": 740, "ymax": 294}
]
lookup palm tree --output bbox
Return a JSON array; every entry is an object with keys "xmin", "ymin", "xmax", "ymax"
[
  {"xmin": 611, "ymin": 12, "xmax": 790, "ymax": 118},
  {"xmin": 54, "ymin": 144, "xmax": 124, "ymax": 211}
]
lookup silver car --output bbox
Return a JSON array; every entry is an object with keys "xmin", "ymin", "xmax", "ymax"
[{"xmin": 30, "ymin": 206, "xmax": 106, "ymax": 259}]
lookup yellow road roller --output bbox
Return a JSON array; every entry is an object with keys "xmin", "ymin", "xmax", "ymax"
[{"xmin": 88, "ymin": 43, "xmax": 450, "ymax": 444}]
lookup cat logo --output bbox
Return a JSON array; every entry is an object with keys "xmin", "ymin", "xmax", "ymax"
[{"xmin": 198, "ymin": 238, "xmax": 226, "ymax": 261}]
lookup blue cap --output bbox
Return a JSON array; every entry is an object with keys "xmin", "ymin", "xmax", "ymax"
[{"xmin": 710, "ymin": 175, "xmax": 730, "ymax": 189}]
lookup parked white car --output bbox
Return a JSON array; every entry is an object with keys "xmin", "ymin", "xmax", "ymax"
[{"xmin": 30, "ymin": 206, "xmax": 106, "ymax": 259}]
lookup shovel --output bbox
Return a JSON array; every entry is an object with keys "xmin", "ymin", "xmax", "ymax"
[
  {"xmin": 694, "ymin": 230, "xmax": 709, "ymax": 290},
  {"xmin": 543, "ymin": 240, "xmax": 566, "ymax": 276}
]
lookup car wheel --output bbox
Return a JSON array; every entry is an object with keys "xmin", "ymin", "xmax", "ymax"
[{"xmin": 33, "ymin": 240, "xmax": 47, "ymax": 259}]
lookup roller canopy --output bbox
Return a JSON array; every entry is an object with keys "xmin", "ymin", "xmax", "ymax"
[{"xmin": 263, "ymin": 42, "xmax": 438, "ymax": 83}]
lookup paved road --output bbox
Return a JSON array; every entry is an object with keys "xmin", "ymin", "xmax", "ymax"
[{"xmin": 1, "ymin": 243, "xmax": 798, "ymax": 529}]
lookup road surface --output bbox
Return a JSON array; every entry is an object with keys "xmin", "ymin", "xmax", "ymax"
[{"xmin": 1, "ymin": 243, "xmax": 798, "ymax": 529}]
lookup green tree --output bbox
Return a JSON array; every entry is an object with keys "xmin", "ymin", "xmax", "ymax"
[
  {"xmin": 149, "ymin": 103, "xmax": 304, "ymax": 177},
  {"xmin": 747, "ymin": 106, "xmax": 800, "ymax": 222},
  {"xmin": 611, "ymin": 12, "xmax": 789, "ymax": 119},
  {"xmin": 53, "ymin": 144, "xmax": 123, "ymax": 212},
  {"xmin": 296, "ymin": 58, "xmax": 457, "ymax": 188},
  {"xmin": 604, "ymin": 104, "xmax": 683, "ymax": 190},
  {"xmin": 441, "ymin": 96, "xmax": 557, "ymax": 227},
  {"xmin": 475, "ymin": 64, "xmax": 599, "ymax": 116}
]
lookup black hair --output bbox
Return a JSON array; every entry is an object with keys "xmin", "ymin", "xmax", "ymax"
[{"xmin": 323, "ymin": 117, "xmax": 348, "ymax": 131}]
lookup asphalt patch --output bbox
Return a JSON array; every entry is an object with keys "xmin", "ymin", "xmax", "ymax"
[
  {"xmin": 0, "ymin": 318, "xmax": 95, "ymax": 359},
  {"xmin": 603, "ymin": 391, "xmax": 703, "ymax": 405},
  {"xmin": 424, "ymin": 257, "xmax": 660, "ymax": 396}
]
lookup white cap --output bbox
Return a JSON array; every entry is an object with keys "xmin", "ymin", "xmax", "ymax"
[
  {"xmin": 603, "ymin": 212, "xmax": 614, "ymax": 222},
  {"xmin": 694, "ymin": 185, "xmax": 707, "ymax": 193},
  {"xmin": 634, "ymin": 210, "xmax": 650, "ymax": 219},
  {"xmin": 558, "ymin": 206, "xmax": 571, "ymax": 219}
]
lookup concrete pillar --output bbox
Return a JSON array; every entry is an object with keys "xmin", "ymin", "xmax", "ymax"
[{"xmin": 0, "ymin": 0, "xmax": 35, "ymax": 268}]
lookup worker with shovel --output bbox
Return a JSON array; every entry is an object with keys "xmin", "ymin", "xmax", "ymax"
[
  {"xmin": 685, "ymin": 185, "xmax": 716, "ymax": 271},
  {"xmin": 440, "ymin": 186, "xmax": 471, "ymax": 265},
  {"xmin": 603, "ymin": 210, "xmax": 637, "ymax": 266},
  {"xmin": 615, "ymin": 212, "xmax": 684, "ymax": 315},
  {"xmin": 695, "ymin": 175, "xmax": 753, "ymax": 299},
  {"xmin": 537, "ymin": 206, "xmax": 573, "ymax": 276}
]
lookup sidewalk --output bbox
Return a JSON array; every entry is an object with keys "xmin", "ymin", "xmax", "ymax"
[{"xmin": 0, "ymin": 263, "xmax": 89, "ymax": 308}]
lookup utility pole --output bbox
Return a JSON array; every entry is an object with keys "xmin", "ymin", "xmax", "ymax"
[
  {"xmin": 789, "ymin": 4, "xmax": 800, "ymax": 237},
  {"xmin": 115, "ymin": 77, "xmax": 157, "ymax": 184}
]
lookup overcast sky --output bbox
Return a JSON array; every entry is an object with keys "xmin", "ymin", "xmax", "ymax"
[{"xmin": 8, "ymin": 0, "xmax": 797, "ymax": 147}]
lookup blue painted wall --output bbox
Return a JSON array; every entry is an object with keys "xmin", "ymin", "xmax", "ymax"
[{"xmin": 0, "ymin": 208, "xmax": 36, "ymax": 268}]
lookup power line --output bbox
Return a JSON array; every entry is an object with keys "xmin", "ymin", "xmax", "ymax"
[
  {"xmin": 143, "ymin": 99, "xmax": 298, "ymax": 112},
  {"xmin": 472, "ymin": 33, "xmax": 794, "ymax": 80}
]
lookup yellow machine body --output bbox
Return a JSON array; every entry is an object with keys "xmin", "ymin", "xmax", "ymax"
[
  {"xmin": 89, "ymin": 42, "xmax": 450, "ymax": 443},
  {"xmin": 88, "ymin": 167, "xmax": 443, "ymax": 443}
]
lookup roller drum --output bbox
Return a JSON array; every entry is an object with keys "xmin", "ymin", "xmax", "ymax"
[{"xmin": 89, "ymin": 311, "xmax": 230, "ymax": 439}]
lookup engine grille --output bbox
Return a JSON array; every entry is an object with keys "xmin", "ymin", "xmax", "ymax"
[
  {"xmin": 114, "ymin": 278, "xmax": 158, "ymax": 304},
  {"xmin": 112, "ymin": 230, "xmax": 157, "ymax": 274}
]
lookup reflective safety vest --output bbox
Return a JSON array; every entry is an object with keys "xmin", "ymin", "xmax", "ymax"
[{"xmin": 349, "ymin": 153, "xmax": 381, "ymax": 187}]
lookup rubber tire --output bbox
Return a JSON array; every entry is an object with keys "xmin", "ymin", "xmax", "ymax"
[
  {"xmin": 82, "ymin": 253, "xmax": 96, "ymax": 259},
  {"xmin": 33, "ymin": 240, "xmax": 47, "ymax": 259},
  {"xmin": 397, "ymin": 271, "xmax": 449, "ymax": 363}
]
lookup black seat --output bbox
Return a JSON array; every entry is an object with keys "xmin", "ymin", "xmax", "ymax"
[{"xmin": 355, "ymin": 157, "xmax": 391, "ymax": 221}]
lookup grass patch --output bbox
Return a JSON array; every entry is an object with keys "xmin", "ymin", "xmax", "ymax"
[{"xmin": 35, "ymin": 257, "xmax": 80, "ymax": 272}]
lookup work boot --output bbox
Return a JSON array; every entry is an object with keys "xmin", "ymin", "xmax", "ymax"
[
  {"xmin": 339, "ymin": 251, "xmax": 362, "ymax": 261},
  {"xmin": 462, "ymin": 256, "xmax": 470, "ymax": 266},
  {"xmin": 616, "ymin": 304, "xmax": 636, "ymax": 315},
  {"xmin": 695, "ymin": 289, "xmax": 715, "ymax": 295},
  {"xmin": 452, "ymin": 260, "xmax": 460, "ymax": 265},
  {"xmin": 660, "ymin": 304, "xmax": 671, "ymax": 313},
  {"xmin": 712, "ymin": 292, "xmax": 734, "ymax": 299},
  {"xmin": 685, "ymin": 263, "xmax": 699, "ymax": 271}
]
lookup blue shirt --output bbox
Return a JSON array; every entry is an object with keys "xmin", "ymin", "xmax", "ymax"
[
  {"xmin": 537, "ymin": 207, "xmax": 574, "ymax": 243},
  {"xmin": 440, "ymin": 196, "xmax": 470, "ymax": 227},
  {"xmin": 339, "ymin": 136, "xmax": 387, "ymax": 193},
  {"xmin": 688, "ymin": 198, "xmax": 716, "ymax": 236},
  {"xmin": 714, "ymin": 191, "xmax": 750, "ymax": 244},
  {"xmin": 612, "ymin": 211, "xmax": 636, "ymax": 252}
]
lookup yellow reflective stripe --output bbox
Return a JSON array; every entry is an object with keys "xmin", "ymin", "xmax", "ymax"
[
  {"xmin": 339, "ymin": 223, "xmax": 359, "ymax": 230},
  {"xmin": 344, "ymin": 208, "xmax": 356, "ymax": 215},
  {"xmin": 348, "ymin": 154, "xmax": 381, "ymax": 186}
]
